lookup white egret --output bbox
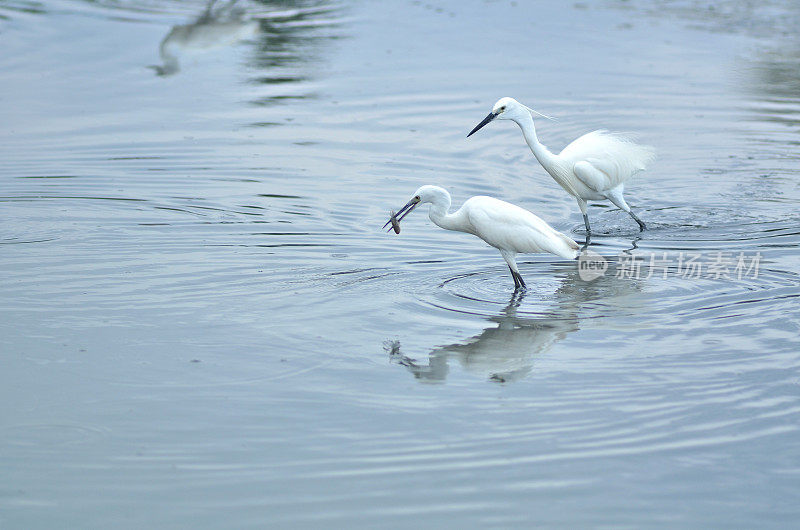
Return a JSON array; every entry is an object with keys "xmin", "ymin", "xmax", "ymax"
[
  {"xmin": 468, "ymin": 97, "xmax": 656, "ymax": 239},
  {"xmin": 384, "ymin": 185, "xmax": 579, "ymax": 290}
]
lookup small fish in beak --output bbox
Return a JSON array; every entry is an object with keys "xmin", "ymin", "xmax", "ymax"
[
  {"xmin": 389, "ymin": 210, "xmax": 401, "ymax": 234},
  {"xmin": 383, "ymin": 196, "xmax": 421, "ymax": 233}
]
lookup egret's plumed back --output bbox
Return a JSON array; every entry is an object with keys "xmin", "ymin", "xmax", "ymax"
[{"xmin": 559, "ymin": 130, "xmax": 656, "ymax": 188}]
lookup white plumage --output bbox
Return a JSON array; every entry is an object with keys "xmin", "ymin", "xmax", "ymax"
[
  {"xmin": 385, "ymin": 185, "xmax": 579, "ymax": 290},
  {"xmin": 561, "ymin": 130, "xmax": 654, "ymax": 189},
  {"xmin": 468, "ymin": 97, "xmax": 656, "ymax": 239},
  {"xmin": 462, "ymin": 196, "xmax": 579, "ymax": 259}
]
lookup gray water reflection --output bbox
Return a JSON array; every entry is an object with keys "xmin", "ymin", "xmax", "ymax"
[
  {"xmin": 620, "ymin": 0, "xmax": 800, "ymax": 37},
  {"xmin": 746, "ymin": 46, "xmax": 800, "ymax": 136},
  {"xmin": 389, "ymin": 264, "xmax": 646, "ymax": 383},
  {"xmin": 150, "ymin": 1, "xmax": 259, "ymax": 76},
  {"xmin": 148, "ymin": 0, "xmax": 341, "ymax": 89},
  {"xmin": 389, "ymin": 291, "xmax": 579, "ymax": 383}
]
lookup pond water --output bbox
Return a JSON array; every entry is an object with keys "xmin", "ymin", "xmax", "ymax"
[{"xmin": 1, "ymin": 0, "xmax": 799, "ymax": 527}]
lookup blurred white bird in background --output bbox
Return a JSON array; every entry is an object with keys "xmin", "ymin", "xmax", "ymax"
[
  {"xmin": 150, "ymin": 0, "xmax": 259, "ymax": 76},
  {"xmin": 384, "ymin": 185, "xmax": 579, "ymax": 290},
  {"xmin": 468, "ymin": 97, "xmax": 655, "ymax": 241}
]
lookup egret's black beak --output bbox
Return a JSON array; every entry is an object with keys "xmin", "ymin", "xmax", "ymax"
[
  {"xmin": 467, "ymin": 111, "xmax": 497, "ymax": 137},
  {"xmin": 383, "ymin": 197, "xmax": 420, "ymax": 233}
]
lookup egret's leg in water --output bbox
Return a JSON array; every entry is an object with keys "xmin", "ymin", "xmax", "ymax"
[
  {"xmin": 508, "ymin": 264, "xmax": 521, "ymax": 290},
  {"xmin": 501, "ymin": 250, "xmax": 527, "ymax": 291},
  {"xmin": 605, "ymin": 187, "xmax": 647, "ymax": 232},
  {"xmin": 628, "ymin": 210, "xmax": 647, "ymax": 232},
  {"xmin": 577, "ymin": 198, "xmax": 592, "ymax": 242}
]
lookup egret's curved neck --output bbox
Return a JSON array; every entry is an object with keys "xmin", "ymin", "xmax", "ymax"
[
  {"xmin": 427, "ymin": 196, "xmax": 467, "ymax": 232},
  {"xmin": 514, "ymin": 113, "xmax": 557, "ymax": 169}
]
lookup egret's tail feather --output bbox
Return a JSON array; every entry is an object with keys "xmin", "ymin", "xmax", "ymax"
[{"xmin": 553, "ymin": 231, "xmax": 580, "ymax": 260}]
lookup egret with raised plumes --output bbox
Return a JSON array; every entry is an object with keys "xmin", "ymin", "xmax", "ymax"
[
  {"xmin": 384, "ymin": 185, "xmax": 579, "ymax": 290},
  {"xmin": 467, "ymin": 97, "xmax": 656, "ymax": 239}
]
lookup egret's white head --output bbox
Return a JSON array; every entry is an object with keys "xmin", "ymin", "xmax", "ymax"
[
  {"xmin": 383, "ymin": 185, "xmax": 450, "ymax": 233},
  {"xmin": 413, "ymin": 185, "xmax": 449, "ymax": 205},
  {"xmin": 467, "ymin": 97, "xmax": 554, "ymax": 137},
  {"xmin": 492, "ymin": 97, "xmax": 526, "ymax": 120}
]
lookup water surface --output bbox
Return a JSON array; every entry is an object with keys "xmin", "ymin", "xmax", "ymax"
[{"xmin": 1, "ymin": 0, "xmax": 799, "ymax": 527}]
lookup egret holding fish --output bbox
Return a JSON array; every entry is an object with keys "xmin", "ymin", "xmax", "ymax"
[
  {"xmin": 468, "ymin": 97, "xmax": 655, "ymax": 239},
  {"xmin": 384, "ymin": 185, "xmax": 579, "ymax": 290}
]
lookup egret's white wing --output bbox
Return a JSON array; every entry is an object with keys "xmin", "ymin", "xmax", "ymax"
[
  {"xmin": 573, "ymin": 161, "xmax": 610, "ymax": 193},
  {"xmin": 464, "ymin": 197, "xmax": 578, "ymax": 259}
]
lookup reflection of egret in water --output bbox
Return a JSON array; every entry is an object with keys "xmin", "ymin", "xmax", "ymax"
[
  {"xmin": 387, "ymin": 264, "xmax": 643, "ymax": 383},
  {"xmin": 149, "ymin": 0, "xmax": 340, "ymax": 79},
  {"xmin": 387, "ymin": 291, "xmax": 578, "ymax": 383},
  {"xmin": 150, "ymin": 0, "xmax": 259, "ymax": 76}
]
